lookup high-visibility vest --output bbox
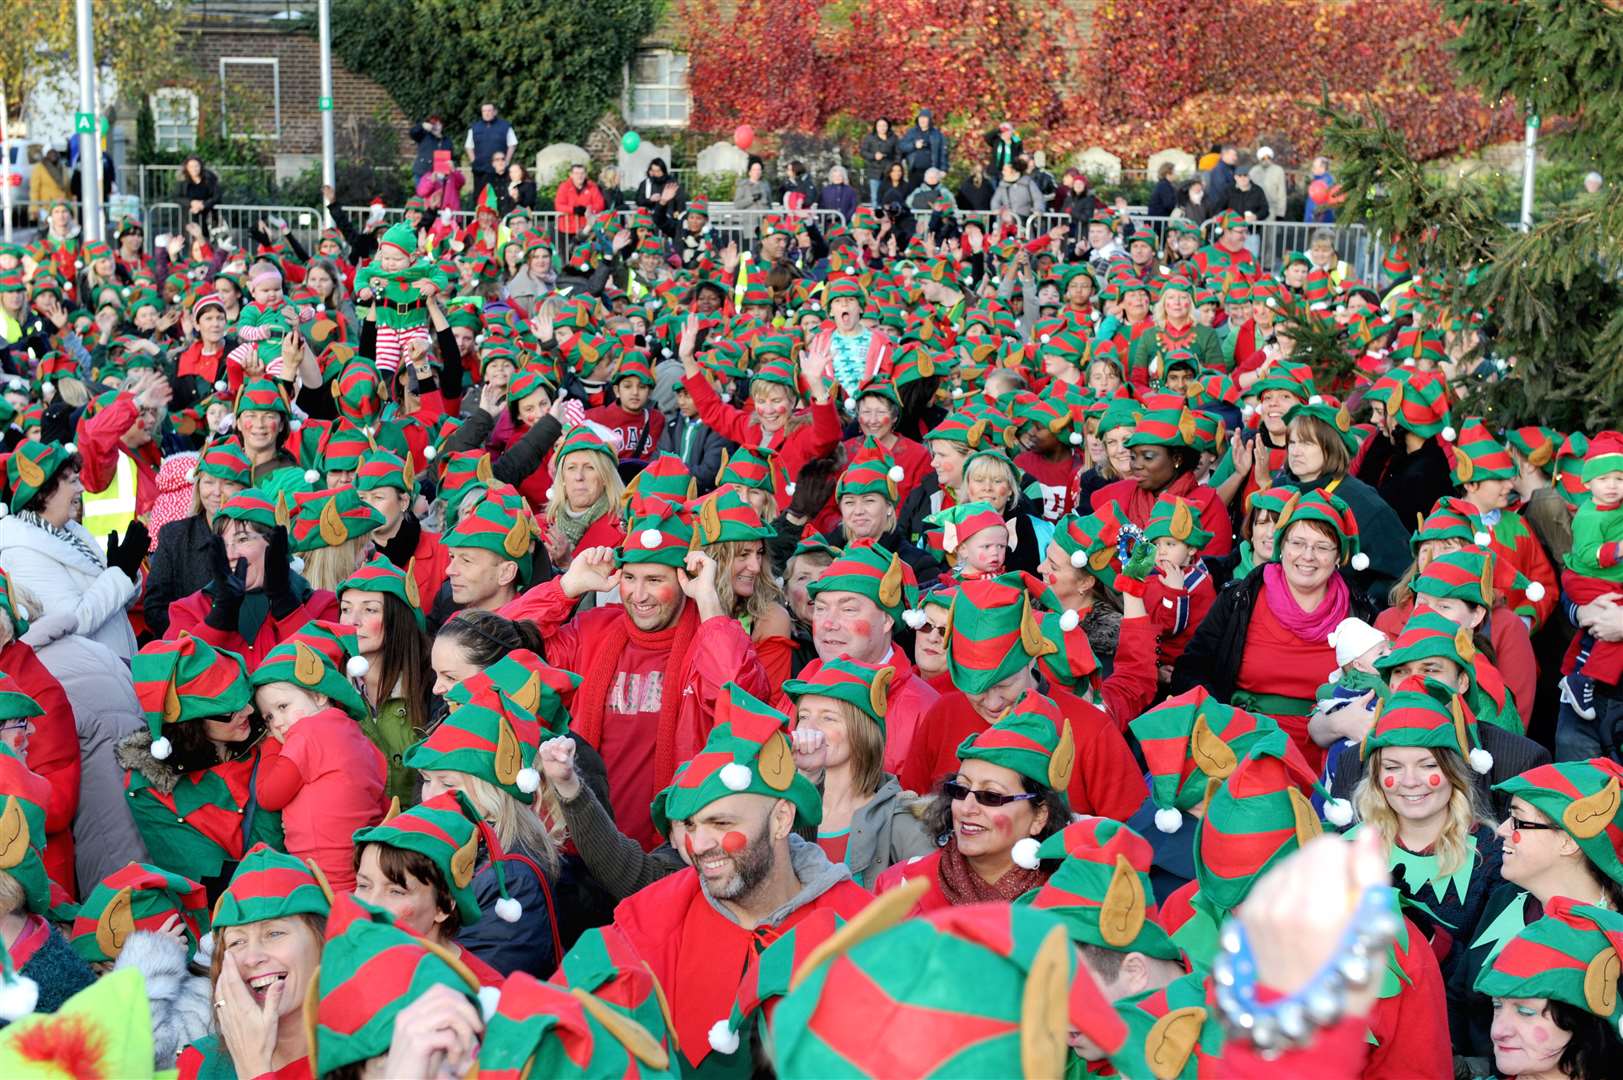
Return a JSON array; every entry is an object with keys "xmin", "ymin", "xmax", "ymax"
[{"xmin": 80, "ymin": 450, "xmax": 138, "ymax": 546}]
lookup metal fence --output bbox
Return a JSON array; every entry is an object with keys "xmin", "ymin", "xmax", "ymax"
[{"xmin": 132, "ymin": 164, "xmax": 283, "ymax": 208}]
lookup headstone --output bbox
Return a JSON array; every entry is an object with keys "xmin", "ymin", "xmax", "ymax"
[
  {"xmin": 618, "ymin": 141, "xmax": 673, "ymax": 189},
  {"xmin": 696, "ymin": 140, "xmax": 750, "ymax": 177},
  {"xmin": 1073, "ymin": 147, "xmax": 1122, "ymax": 184},
  {"xmin": 534, "ymin": 143, "xmax": 590, "ymax": 184},
  {"xmin": 1147, "ymin": 148, "xmax": 1198, "ymax": 181}
]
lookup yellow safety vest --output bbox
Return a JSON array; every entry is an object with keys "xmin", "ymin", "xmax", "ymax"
[{"xmin": 81, "ymin": 451, "xmax": 138, "ymax": 543}]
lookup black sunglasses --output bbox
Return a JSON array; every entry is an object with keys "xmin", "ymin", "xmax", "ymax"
[
  {"xmin": 944, "ymin": 780, "xmax": 1039, "ymax": 808},
  {"xmin": 1506, "ymin": 816, "xmax": 1561, "ymax": 834}
]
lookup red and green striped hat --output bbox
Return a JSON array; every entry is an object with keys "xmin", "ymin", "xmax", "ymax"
[
  {"xmin": 339, "ymin": 556, "xmax": 424, "ymax": 630},
  {"xmin": 406, "ymin": 681, "xmax": 545, "ymax": 802},
  {"xmin": 437, "ymin": 449, "xmax": 494, "ymax": 514},
  {"xmin": 1050, "ymin": 511, "xmax": 1124, "ymax": 590},
  {"xmin": 1411, "ymin": 494, "xmax": 1491, "ymax": 550},
  {"xmin": 469, "ymin": 648, "xmax": 581, "ymax": 738},
  {"xmin": 705, "ymin": 909, "xmax": 846, "ymax": 1061},
  {"xmin": 1582, "ymin": 429, "xmax": 1623, "ymax": 481},
  {"xmin": 307, "ymin": 894, "xmax": 481, "ymax": 1077},
  {"xmin": 216, "ymin": 487, "xmax": 282, "ymax": 531},
  {"xmin": 234, "ymin": 376, "xmax": 291, "ymax": 417},
  {"xmin": 837, "ymin": 438, "xmax": 904, "ymax": 503},
  {"xmin": 1361, "ymin": 674, "xmax": 1492, "ymax": 774},
  {"xmin": 1248, "ymin": 361, "xmax": 1315, "ymax": 402},
  {"xmin": 6, "ymin": 440, "xmax": 77, "ymax": 512},
  {"xmin": 614, "ymin": 352, "xmax": 657, "ymax": 388},
  {"xmin": 1375, "ymin": 607, "xmax": 1479, "ymax": 684},
  {"xmin": 1130, "ymin": 687, "xmax": 1286, "ymax": 830},
  {"xmin": 446, "ymin": 483, "xmax": 538, "ymax": 575},
  {"xmin": 1375, "ymin": 367, "xmax": 1455, "ymax": 440},
  {"xmin": 1124, "ymin": 401, "xmax": 1198, "ymax": 449},
  {"xmin": 251, "ymin": 623, "xmax": 370, "ymax": 722},
  {"xmin": 551, "ymin": 923, "xmax": 678, "ymax": 1053},
  {"xmin": 507, "ymin": 365, "xmax": 557, "ymax": 408},
  {"xmin": 1389, "ymin": 326, "xmax": 1446, "ymax": 368},
  {"xmin": 1018, "ymin": 817, "xmax": 1182, "ymax": 961},
  {"xmin": 1144, "ymin": 494, "xmax": 1213, "ymax": 552},
  {"xmin": 132, "ymin": 635, "xmax": 252, "ymax": 759},
  {"xmin": 692, "ymin": 486, "xmax": 774, "ymax": 546},
  {"xmin": 1034, "ymin": 604, "xmax": 1101, "ymax": 693},
  {"xmin": 1191, "ymin": 729, "xmax": 1327, "ymax": 925},
  {"xmin": 0, "ymin": 569, "xmax": 26, "ymax": 636},
  {"xmin": 805, "ymin": 538, "xmax": 921, "ymax": 631},
  {"xmin": 314, "ymin": 422, "xmax": 373, "ymax": 478},
  {"xmin": 770, "ymin": 901, "xmax": 1127, "ymax": 1078},
  {"xmin": 1474, "ymin": 897, "xmax": 1623, "ymax": 1035},
  {"xmin": 924, "ymin": 410, "xmax": 1000, "ymax": 450},
  {"xmin": 1449, "ymin": 417, "xmax": 1515, "ymax": 484},
  {"xmin": 945, "ymin": 573, "xmax": 1058, "ymax": 693},
  {"xmin": 1495, "ymin": 758, "xmax": 1623, "ymax": 886},
  {"xmin": 69, "ymin": 862, "xmax": 209, "ymax": 963},
  {"xmin": 1505, "ymin": 425, "xmax": 1559, "ymax": 475},
  {"xmin": 652, "ymin": 683, "xmax": 821, "ymax": 836},
  {"xmin": 1283, "ymin": 400, "xmax": 1358, "ymax": 453},
  {"xmin": 1417, "ymin": 548, "xmax": 1544, "ymax": 611},
  {"xmin": 479, "ymin": 968, "xmax": 675, "ymax": 1080},
  {"xmin": 714, "ymin": 446, "xmax": 785, "ymax": 494},
  {"xmin": 353, "ymin": 790, "xmax": 525, "ymax": 926},
  {"xmin": 287, "ymin": 486, "xmax": 384, "ymax": 552},
  {"xmin": 927, "ymin": 500, "xmax": 1010, "ymax": 557},
  {"xmin": 1557, "ymin": 432, "xmax": 1591, "ymax": 508},
  {"xmin": 1271, "ymin": 487, "xmax": 1369, "ymax": 570},
  {"xmin": 0, "ymin": 744, "xmax": 52, "ymax": 916},
  {"xmin": 194, "ymin": 442, "xmax": 253, "ymax": 488},
  {"xmin": 355, "ymin": 447, "xmax": 416, "ymax": 494},
  {"xmin": 619, "ymin": 498, "xmax": 696, "ymax": 569},
  {"xmin": 956, "ymin": 688, "xmax": 1075, "ymax": 797},
  {"xmin": 334, "ymin": 356, "xmax": 381, "ymax": 425},
  {"xmin": 623, "ymin": 452, "xmax": 696, "ymax": 505},
  {"xmin": 210, "ymin": 842, "xmax": 335, "ymax": 928},
  {"xmin": 783, "ymin": 655, "xmax": 895, "ymax": 734},
  {"xmin": 553, "ymin": 424, "xmax": 618, "ymax": 469}
]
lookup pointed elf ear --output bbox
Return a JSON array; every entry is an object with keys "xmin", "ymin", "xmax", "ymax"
[
  {"xmin": 302, "ymin": 963, "xmax": 323, "ymax": 1080},
  {"xmin": 95, "ymin": 886, "xmax": 136, "ymax": 960},
  {"xmin": 698, "ymin": 496, "xmax": 723, "ymax": 545},
  {"xmin": 1048, "ymin": 717, "xmax": 1076, "ymax": 792},
  {"xmin": 1020, "ymin": 924, "xmax": 1072, "ymax": 1080},
  {"xmin": 790, "ymin": 876, "xmax": 930, "ymax": 991},
  {"xmin": 1144, "ymin": 1006, "xmax": 1208, "ymax": 1080},
  {"xmin": 475, "ymin": 454, "xmax": 494, "ymax": 485},
  {"xmin": 0, "ymin": 796, "xmax": 32, "ymax": 871},
  {"xmin": 403, "ymin": 558, "xmax": 421, "ymax": 610},
  {"xmin": 1189, "ymin": 710, "xmax": 1237, "ymax": 779},
  {"xmin": 756, "ymin": 731, "xmax": 796, "ymax": 792},
  {"xmin": 572, "ymin": 987, "xmax": 672, "ymax": 1071},
  {"xmin": 1287, "ymin": 787, "xmax": 1324, "ymax": 848},
  {"xmin": 318, "ymin": 497, "xmax": 347, "ymax": 546},
  {"xmin": 493, "ymin": 712, "xmax": 524, "ymax": 786},
  {"xmin": 870, "ymin": 666, "xmax": 896, "ymax": 719},
  {"xmin": 305, "ymin": 858, "xmax": 338, "ymax": 904},
  {"xmin": 1098, "ymin": 854, "xmax": 1147, "ymax": 949},
  {"xmin": 502, "ymin": 513, "xmax": 531, "ymax": 559},
  {"xmin": 1563, "ymin": 776, "xmax": 1621, "ymax": 840},
  {"xmin": 878, "ymin": 555, "xmax": 904, "ymax": 609},
  {"xmin": 1019, "ymin": 596, "xmax": 1058, "ymax": 659},
  {"xmin": 293, "ymin": 641, "xmax": 325, "ymax": 688},
  {"xmin": 1582, "ymin": 945, "xmax": 1620, "ymax": 1019},
  {"xmin": 450, "ymin": 826, "xmax": 480, "ymax": 890},
  {"xmin": 382, "ymin": 796, "xmax": 403, "ymax": 823}
]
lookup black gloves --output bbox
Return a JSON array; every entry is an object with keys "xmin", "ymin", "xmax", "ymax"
[
  {"xmin": 262, "ymin": 526, "xmax": 301, "ymax": 620},
  {"xmin": 204, "ymin": 535, "xmax": 249, "ymax": 631},
  {"xmin": 105, "ymin": 521, "xmax": 150, "ymax": 582}
]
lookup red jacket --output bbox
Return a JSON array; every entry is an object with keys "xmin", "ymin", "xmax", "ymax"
[
  {"xmin": 401, "ymin": 525, "xmax": 451, "ymax": 612},
  {"xmin": 685, "ymin": 373, "xmax": 843, "ymax": 508},
  {"xmin": 553, "ymin": 180, "xmax": 606, "ymax": 235},
  {"xmin": 1091, "ymin": 473, "xmax": 1235, "ymax": 558},
  {"xmin": 872, "ymin": 849, "xmax": 951, "ymax": 913},
  {"xmin": 877, "ymin": 659, "xmax": 939, "ymax": 776},
  {"xmin": 611, "ymin": 865, "xmax": 872, "ymax": 1070},
  {"xmin": 1, "ymin": 641, "xmax": 79, "ymax": 897},
  {"xmin": 165, "ymin": 589, "xmax": 340, "ymax": 672},
  {"xmin": 76, "ymin": 394, "xmax": 162, "ymax": 517}
]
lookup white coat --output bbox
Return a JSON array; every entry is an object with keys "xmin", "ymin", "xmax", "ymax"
[{"xmin": 0, "ymin": 513, "xmax": 138, "ymax": 661}]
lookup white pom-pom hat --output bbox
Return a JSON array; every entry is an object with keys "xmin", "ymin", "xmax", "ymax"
[{"xmin": 1010, "ymin": 837, "xmax": 1043, "ymax": 870}]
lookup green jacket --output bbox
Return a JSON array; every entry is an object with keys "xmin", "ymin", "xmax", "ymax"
[{"xmin": 361, "ymin": 697, "xmax": 422, "ymax": 808}]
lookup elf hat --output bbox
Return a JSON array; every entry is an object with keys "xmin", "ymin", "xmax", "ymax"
[
  {"xmin": 927, "ymin": 500, "xmax": 1013, "ymax": 556},
  {"xmin": 783, "ymin": 655, "xmax": 895, "ymax": 735},
  {"xmin": 1283, "ymin": 400, "xmax": 1359, "ymax": 453},
  {"xmin": 353, "ymin": 790, "xmax": 527, "ymax": 926},
  {"xmin": 1418, "ymin": 547, "xmax": 1545, "ymax": 609},
  {"xmin": 132, "ymin": 635, "xmax": 253, "ymax": 760},
  {"xmin": 1582, "ymin": 429, "xmax": 1623, "ymax": 481},
  {"xmin": 1505, "ymin": 425, "xmax": 1559, "ymax": 475},
  {"xmin": 69, "ymin": 862, "xmax": 209, "ymax": 963},
  {"xmin": 6, "ymin": 440, "xmax": 77, "ymax": 512},
  {"xmin": 714, "ymin": 446, "xmax": 787, "ymax": 494},
  {"xmin": 1018, "ymin": 816, "xmax": 1182, "ymax": 961},
  {"xmin": 339, "ymin": 556, "xmax": 425, "ymax": 630},
  {"xmin": 1328, "ymin": 617, "xmax": 1388, "ymax": 671},
  {"xmin": 333, "ymin": 357, "xmax": 382, "ymax": 426},
  {"xmin": 771, "ymin": 899, "xmax": 1127, "ymax": 1078},
  {"xmin": 1270, "ymin": 487, "xmax": 1370, "ymax": 570},
  {"xmin": 1360, "ymin": 674, "xmax": 1491, "ymax": 774},
  {"xmin": 1557, "ymin": 432, "xmax": 1592, "ymax": 508},
  {"xmin": 1249, "ymin": 362, "xmax": 1315, "ymax": 403},
  {"xmin": 1494, "ymin": 758, "xmax": 1623, "ymax": 886},
  {"xmin": 805, "ymin": 537, "xmax": 921, "ymax": 631},
  {"xmin": 1474, "ymin": 897, "xmax": 1623, "ymax": 1037},
  {"xmin": 1143, "ymin": 494, "xmax": 1214, "ymax": 553},
  {"xmin": 1389, "ymin": 326, "xmax": 1447, "ymax": 368},
  {"xmin": 287, "ymin": 486, "xmax": 385, "ymax": 552},
  {"xmin": 1411, "ymin": 494, "xmax": 1492, "ymax": 551},
  {"xmin": 437, "ymin": 449, "xmax": 495, "ymax": 515},
  {"xmin": 445, "ymin": 483, "xmax": 539, "ymax": 579},
  {"xmin": 618, "ymin": 498, "xmax": 696, "ymax": 569},
  {"xmin": 924, "ymin": 410, "xmax": 1000, "ymax": 450},
  {"xmin": 233, "ymin": 376, "xmax": 292, "ymax": 419},
  {"xmin": 307, "ymin": 895, "xmax": 482, "ymax": 1077},
  {"xmin": 313, "ymin": 422, "xmax": 373, "ymax": 478},
  {"xmin": 378, "ymin": 220, "xmax": 418, "ymax": 256},
  {"xmin": 1449, "ymin": 417, "xmax": 1516, "ymax": 484},
  {"xmin": 623, "ymin": 452, "xmax": 697, "ymax": 507},
  {"xmin": 194, "ymin": 442, "xmax": 254, "ymax": 488},
  {"xmin": 692, "ymin": 486, "xmax": 774, "ymax": 546},
  {"xmin": 1129, "ymin": 687, "xmax": 1293, "ymax": 830},
  {"xmin": 651, "ymin": 683, "xmax": 821, "ymax": 836},
  {"xmin": 1384, "ymin": 368, "xmax": 1456, "ymax": 440},
  {"xmin": 945, "ymin": 572, "xmax": 1057, "ymax": 692},
  {"xmin": 405, "ymin": 683, "xmax": 545, "ymax": 803},
  {"xmin": 837, "ymin": 437, "xmax": 904, "ymax": 503},
  {"xmin": 1050, "ymin": 511, "xmax": 1124, "ymax": 590},
  {"xmin": 461, "ymin": 648, "xmax": 581, "ymax": 739},
  {"xmin": 251, "ymin": 626, "xmax": 370, "ymax": 722},
  {"xmin": 216, "ymin": 487, "xmax": 283, "ymax": 532},
  {"xmin": 957, "ymin": 688, "xmax": 1075, "ymax": 802},
  {"xmin": 0, "ymin": 743, "xmax": 52, "ymax": 918},
  {"xmin": 613, "ymin": 353, "xmax": 657, "ymax": 388},
  {"xmin": 355, "ymin": 447, "xmax": 417, "ymax": 495},
  {"xmin": 1375, "ymin": 607, "xmax": 1482, "ymax": 690},
  {"xmin": 478, "ymin": 968, "xmax": 675, "ymax": 1079},
  {"xmin": 1124, "ymin": 402, "xmax": 1199, "ymax": 450},
  {"xmin": 706, "ymin": 909, "xmax": 848, "ymax": 1060},
  {"xmin": 550, "ymin": 923, "xmax": 678, "ymax": 1059}
]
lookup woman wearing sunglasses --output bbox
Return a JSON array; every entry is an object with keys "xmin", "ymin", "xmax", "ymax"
[
  {"xmin": 873, "ymin": 688, "xmax": 1070, "ymax": 912},
  {"xmin": 1444, "ymin": 757, "xmax": 1623, "ymax": 1074}
]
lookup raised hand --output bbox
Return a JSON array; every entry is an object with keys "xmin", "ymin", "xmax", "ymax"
[{"xmin": 562, "ymin": 546, "xmax": 620, "ymax": 599}]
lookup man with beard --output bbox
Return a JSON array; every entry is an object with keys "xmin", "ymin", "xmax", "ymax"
[
  {"xmin": 503, "ymin": 499, "xmax": 769, "ymax": 849},
  {"xmin": 609, "ymin": 683, "xmax": 872, "ymax": 1075}
]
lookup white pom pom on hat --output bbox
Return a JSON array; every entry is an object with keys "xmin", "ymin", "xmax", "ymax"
[
  {"xmin": 1058, "ymin": 609, "xmax": 1080, "ymax": 632},
  {"xmin": 517, "ymin": 767, "xmax": 540, "ymax": 794},
  {"xmin": 422, "ymin": 445, "xmax": 437, "ymax": 461},
  {"xmin": 185, "ymin": 468, "xmax": 197, "ymax": 483},
  {"xmin": 1525, "ymin": 580, "xmax": 1546, "ymax": 602},
  {"xmin": 1474, "ymin": 531, "xmax": 1492, "ymax": 547},
  {"xmin": 1350, "ymin": 551, "xmax": 1370, "ymax": 571},
  {"xmin": 214, "ymin": 380, "xmax": 229, "ymax": 393},
  {"xmin": 304, "ymin": 469, "xmax": 321, "ymax": 484},
  {"xmin": 719, "ymin": 762, "xmax": 753, "ymax": 791},
  {"xmin": 493, "ymin": 896, "xmax": 522, "ymax": 923},
  {"xmin": 545, "ymin": 487, "xmax": 556, "ymax": 501},
  {"xmin": 1469, "ymin": 747, "xmax": 1494, "ymax": 774},
  {"xmin": 1154, "ymin": 807, "xmax": 1183, "ymax": 834},
  {"xmin": 640, "ymin": 528, "xmax": 662, "ymax": 548},
  {"xmin": 1324, "ymin": 798, "xmax": 1354, "ymax": 827},
  {"xmin": 345, "ymin": 655, "xmax": 370, "ymax": 679},
  {"xmin": 62, "ymin": 443, "xmax": 76, "ymax": 455},
  {"xmin": 1069, "ymin": 549, "xmax": 1088, "ymax": 569},
  {"xmin": 150, "ymin": 735, "xmax": 173, "ymax": 760},
  {"xmin": 291, "ymin": 556, "xmax": 306, "ymax": 574},
  {"xmin": 888, "ymin": 465, "xmax": 905, "ymax": 482},
  {"xmin": 1308, "ymin": 395, "xmax": 1324, "ymax": 405},
  {"xmin": 1010, "ymin": 837, "xmax": 1042, "ymax": 870},
  {"xmin": 709, "ymin": 1020, "xmax": 742, "ymax": 1055},
  {"xmin": 0, "ymin": 973, "xmax": 39, "ymax": 1021},
  {"xmin": 477, "ymin": 985, "xmax": 502, "ymax": 1022},
  {"xmin": 902, "ymin": 608, "xmax": 927, "ymax": 630},
  {"xmin": 1442, "ymin": 425, "xmax": 1457, "ymax": 442}
]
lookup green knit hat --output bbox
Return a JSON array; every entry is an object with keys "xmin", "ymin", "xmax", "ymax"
[
  {"xmin": 771, "ymin": 901, "xmax": 1127, "ymax": 1078},
  {"xmin": 651, "ymin": 683, "xmax": 821, "ymax": 837},
  {"xmin": 1143, "ymin": 494, "xmax": 1214, "ymax": 553},
  {"xmin": 250, "ymin": 624, "xmax": 370, "ymax": 723},
  {"xmin": 132, "ymin": 635, "xmax": 253, "ymax": 760},
  {"xmin": 194, "ymin": 442, "xmax": 254, "ymax": 488},
  {"xmin": 287, "ymin": 487, "xmax": 385, "ymax": 553},
  {"xmin": 378, "ymin": 220, "xmax": 417, "ymax": 256},
  {"xmin": 212, "ymin": 842, "xmax": 335, "ymax": 927},
  {"xmin": 692, "ymin": 486, "xmax": 774, "ymax": 546},
  {"xmin": 404, "ymin": 683, "xmax": 545, "ymax": 803},
  {"xmin": 944, "ymin": 573, "xmax": 1057, "ymax": 693},
  {"xmin": 446, "ymin": 483, "xmax": 539, "ymax": 578},
  {"xmin": 5, "ymin": 439, "xmax": 76, "ymax": 512},
  {"xmin": 69, "ymin": 862, "xmax": 209, "ymax": 963},
  {"xmin": 805, "ymin": 538, "xmax": 921, "ymax": 631},
  {"xmin": 339, "ymin": 556, "xmax": 425, "ymax": 630},
  {"xmin": 1474, "ymin": 898, "xmax": 1623, "ymax": 1036},
  {"xmin": 619, "ymin": 498, "xmax": 697, "ymax": 568},
  {"xmin": 307, "ymin": 894, "xmax": 481, "ymax": 1077},
  {"xmin": 624, "ymin": 452, "xmax": 697, "ymax": 505},
  {"xmin": 1361, "ymin": 675, "xmax": 1494, "ymax": 776},
  {"xmin": 956, "ymin": 688, "xmax": 1075, "ymax": 798},
  {"xmin": 1129, "ymin": 687, "xmax": 1287, "ymax": 831},
  {"xmin": 1450, "ymin": 417, "xmax": 1515, "ymax": 485},
  {"xmin": 1271, "ymin": 487, "xmax": 1370, "ymax": 570},
  {"xmin": 837, "ymin": 438, "xmax": 905, "ymax": 503},
  {"xmin": 0, "ymin": 743, "xmax": 52, "ymax": 916},
  {"xmin": 1018, "ymin": 817, "xmax": 1182, "ymax": 961},
  {"xmin": 478, "ymin": 968, "xmax": 676, "ymax": 1080},
  {"xmin": 714, "ymin": 446, "xmax": 786, "ymax": 494},
  {"xmin": 1284, "ymin": 400, "xmax": 1359, "ymax": 453},
  {"xmin": 353, "ymin": 790, "xmax": 527, "ymax": 926},
  {"xmin": 1495, "ymin": 758, "xmax": 1623, "ymax": 887},
  {"xmin": 783, "ymin": 655, "xmax": 896, "ymax": 735}
]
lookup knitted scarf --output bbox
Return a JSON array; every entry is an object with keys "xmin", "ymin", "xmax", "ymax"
[
  {"xmin": 553, "ymin": 495, "xmax": 612, "ymax": 552},
  {"xmin": 572, "ymin": 600, "xmax": 701, "ymax": 791},
  {"xmin": 1261, "ymin": 561, "xmax": 1350, "ymax": 643},
  {"xmin": 18, "ymin": 510, "xmax": 106, "ymax": 569},
  {"xmin": 937, "ymin": 838, "xmax": 1047, "ymax": 906}
]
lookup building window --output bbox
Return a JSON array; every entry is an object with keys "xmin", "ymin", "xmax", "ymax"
[
  {"xmin": 627, "ymin": 49, "xmax": 689, "ymax": 128},
  {"xmin": 151, "ymin": 88, "xmax": 199, "ymax": 151},
  {"xmin": 219, "ymin": 57, "xmax": 281, "ymax": 140}
]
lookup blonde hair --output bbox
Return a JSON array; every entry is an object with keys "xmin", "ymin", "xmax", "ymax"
[
  {"xmin": 830, "ymin": 697, "xmax": 886, "ymax": 798},
  {"xmin": 455, "ymin": 770, "xmax": 560, "ymax": 877},
  {"xmin": 300, "ymin": 538, "xmax": 367, "ymax": 592},
  {"xmin": 962, "ymin": 453, "xmax": 1018, "ymax": 512},
  {"xmin": 545, "ymin": 449, "xmax": 625, "ymax": 524},
  {"xmin": 707, "ymin": 539, "xmax": 784, "ymax": 628},
  {"xmin": 55, "ymin": 377, "xmax": 90, "ymax": 409},
  {"xmin": 1352, "ymin": 746, "xmax": 1486, "ymax": 878},
  {"xmin": 0, "ymin": 870, "xmax": 25, "ymax": 916}
]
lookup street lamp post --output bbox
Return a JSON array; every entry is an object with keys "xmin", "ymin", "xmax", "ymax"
[{"xmin": 75, "ymin": 0, "xmax": 103, "ymax": 241}]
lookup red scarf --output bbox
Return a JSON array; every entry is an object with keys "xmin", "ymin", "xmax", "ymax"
[
  {"xmin": 1124, "ymin": 470, "xmax": 1202, "ymax": 529},
  {"xmin": 572, "ymin": 601, "xmax": 700, "ymax": 789},
  {"xmin": 937, "ymin": 839, "xmax": 1048, "ymax": 905}
]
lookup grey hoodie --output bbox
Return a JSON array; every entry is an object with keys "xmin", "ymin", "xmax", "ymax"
[{"xmin": 701, "ymin": 834, "xmax": 854, "ymax": 928}]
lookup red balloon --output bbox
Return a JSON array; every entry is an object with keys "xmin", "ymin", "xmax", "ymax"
[
  {"xmin": 1308, "ymin": 179, "xmax": 1330, "ymax": 205},
  {"xmin": 734, "ymin": 124, "xmax": 755, "ymax": 150}
]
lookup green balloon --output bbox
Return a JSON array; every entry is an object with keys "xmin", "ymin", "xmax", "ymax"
[{"xmin": 621, "ymin": 130, "xmax": 641, "ymax": 153}]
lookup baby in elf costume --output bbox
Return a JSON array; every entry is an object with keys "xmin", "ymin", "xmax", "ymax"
[
  {"xmin": 1312, "ymin": 616, "xmax": 1392, "ymax": 800},
  {"xmin": 929, "ymin": 501, "xmax": 1012, "ymax": 581},
  {"xmin": 1558, "ymin": 429, "xmax": 1623, "ymax": 719},
  {"xmin": 232, "ymin": 266, "xmax": 316, "ymax": 357},
  {"xmin": 352, "ymin": 220, "xmax": 451, "ymax": 374},
  {"xmin": 1134, "ymin": 493, "xmax": 1217, "ymax": 672}
]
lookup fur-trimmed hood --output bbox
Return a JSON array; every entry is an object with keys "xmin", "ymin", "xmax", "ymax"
[
  {"xmin": 116, "ymin": 728, "xmax": 182, "ymax": 795},
  {"xmin": 114, "ymin": 930, "xmax": 213, "ymax": 1069}
]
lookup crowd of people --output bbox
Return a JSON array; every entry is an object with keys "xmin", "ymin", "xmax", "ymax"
[{"xmin": 0, "ymin": 98, "xmax": 1619, "ymax": 1080}]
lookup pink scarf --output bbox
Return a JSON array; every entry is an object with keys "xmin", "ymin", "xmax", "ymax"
[{"xmin": 1261, "ymin": 562, "xmax": 1349, "ymax": 642}]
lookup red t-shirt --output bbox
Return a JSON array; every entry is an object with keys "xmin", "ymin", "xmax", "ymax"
[
  {"xmin": 599, "ymin": 640, "xmax": 670, "ymax": 850},
  {"xmin": 817, "ymin": 831, "xmax": 851, "ymax": 864},
  {"xmin": 1015, "ymin": 449, "xmax": 1082, "ymax": 521},
  {"xmin": 261, "ymin": 708, "xmax": 387, "ymax": 892},
  {"xmin": 1235, "ymin": 594, "xmax": 1338, "ymax": 773},
  {"xmin": 583, "ymin": 402, "xmax": 665, "ymax": 461}
]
